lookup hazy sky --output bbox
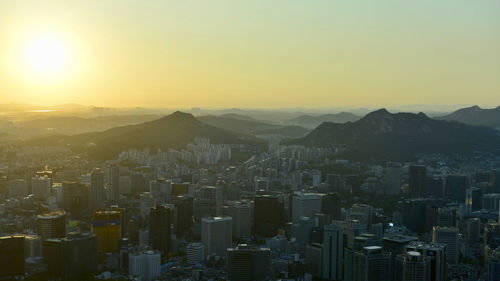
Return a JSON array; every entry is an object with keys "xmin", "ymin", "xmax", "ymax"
[{"xmin": 1, "ymin": 0, "xmax": 499, "ymax": 108}]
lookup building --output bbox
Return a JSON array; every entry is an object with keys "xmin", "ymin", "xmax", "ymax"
[
  {"xmin": 432, "ymin": 226, "xmax": 458, "ymax": 265},
  {"xmin": 37, "ymin": 210, "xmax": 67, "ymax": 239},
  {"xmin": 24, "ymin": 234, "xmax": 42, "ymax": 258},
  {"xmin": 306, "ymin": 243, "xmax": 323, "ymax": 278},
  {"xmin": 228, "ymin": 200, "xmax": 251, "ymax": 239},
  {"xmin": 291, "ymin": 216, "xmax": 317, "ymax": 249},
  {"xmin": 31, "ymin": 175, "xmax": 51, "ymax": 198},
  {"xmin": 409, "ymin": 165, "xmax": 426, "ymax": 198},
  {"xmin": 186, "ymin": 242, "xmax": 205, "ymax": 264},
  {"xmin": 62, "ymin": 181, "xmax": 89, "ymax": 218},
  {"xmin": 351, "ymin": 204, "xmax": 373, "ymax": 231},
  {"xmin": 291, "ymin": 192, "xmax": 323, "ymax": 223},
  {"xmin": 129, "ymin": 250, "xmax": 161, "ymax": 281},
  {"xmin": 0, "ymin": 235, "xmax": 25, "ymax": 278},
  {"xmin": 227, "ymin": 244, "xmax": 271, "ymax": 281},
  {"xmin": 466, "ymin": 218, "xmax": 480, "ymax": 244},
  {"xmin": 395, "ymin": 251, "xmax": 431, "ymax": 281},
  {"xmin": 42, "ymin": 232, "xmax": 98, "ymax": 278},
  {"xmin": 444, "ymin": 174, "xmax": 468, "ymax": 203},
  {"xmin": 149, "ymin": 204, "xmax": 172, "ymax": 256},
  {"xmin": 383, "ymin": 235, "xmax": 418, "ymax": 281},
  {"xmin": 405, "ymin": 241, "xmax": 447, "ymax": 281},
  {"xmin": 385, "ymin": 163, "xmax": 402, "ymax": 195},
  {"xmin": 353, "ymin": 246, "xmax": 391, "ymax": 281},
  {"xmin": 488, "ymin": 248, "xmax": 500, "ymax": 281},
  {"xmin": 344, "ymin": 233, "xmax": 383, "ymax": 281},
  {"xmin": 321, "ymin": 192, "xmax": 342, "ymax": 222},
  {"xmin": 108, "ymin": 166, "xmax": 120, "ymax": 201},
  {"xmin": 92, "ymin": 210, "xmax": 122, "ymax": 254},
  {"xmin": 201, "ymin": 216, "xmax": 232, "ymax": 257},
  {"xmin": 90, "ymin": 168, "xmax": 105, "ymax": 212},
  {"xmin": 465, "ymin": 187, "xmax": 482, "ymax": 213},
  {"xmin": 172, "ymin": 195, "xmax": 193, "ymax": 236},
  {"xmin": 322, "ymin": 224, "xmax": 344, "ymax": 280},
  {"xmin": 254, "ymin": 195, "xmax": 285, "ymax": 237}
]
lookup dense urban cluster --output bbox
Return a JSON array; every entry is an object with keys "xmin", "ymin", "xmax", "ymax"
[{"xmin": 1, "ymin": 138, "xmax": 500, "ymax": 281}]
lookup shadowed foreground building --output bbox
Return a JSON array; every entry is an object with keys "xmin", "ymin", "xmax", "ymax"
[
  {"xmin": 0, "ymin": 235, "xmax": 24, "ymax": 278},
  {"xmin": 353, "ymin": 246, "xmax": 391, "ymax": 281},
  {"xmin": 227, "ymin": 244, "xmax": 271, "ymax": 281},
  {"xmin": 254, "ymin": 195, "xmax": 285, "ymax": 237},
  {"xmin": 42, "ymin": 232, "xmax": 98, "ymax": 278}
]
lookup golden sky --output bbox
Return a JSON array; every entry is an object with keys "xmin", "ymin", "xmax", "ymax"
[{"xmin": 1, "ymin": 0, "xmax": 499, "ymax": 108}]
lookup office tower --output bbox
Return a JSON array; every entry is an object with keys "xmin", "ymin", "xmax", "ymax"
[
  {"xmin": 130, "ymin": 172, "xmax": 146, "ymax": 193},
  {"xmin": 37, "ymin": 210, "xmax": 67, "ymax": 239},
  {"xmin": 437, "ymin": 207, "xmax": 456, "ymax": 227},
  {"xmin": 405, "ymin": 241, "xmax": 447, "ymax": 281},
  {"xmin": 383, "ymin": 235, "xmax": 418, "ymax": 281},
  {"xmin": 306, "ymin": 243, "xmax": 323, "ymax": 278},
  {"xmin": 201, "ymin": 216, "xmax": 232, "ymax": 257},
  {"xmin": 24, "ymin": 235, "xmax": 42, "ymax": 258},
  {"xmin": 465, "ymin": 187, "xmax": 482, "ymax": 213},
  {"xmin": 345, "ymin": 233, "xmax": 383, "ymax": 281},
  {"xmin": 149, "ymin": 204, "xmax": 172, "ymax": 256},
  {"xmin": 0, "ymin": 235, "xmax": 24, "ymax": 278},
  {"xmin": 385, "ymin": 163, "xmax": 402, "ymax": 195},
  {"xmin": 150, "ymin": 178, "xmax": 171, "ymax": 202},
  {"xmin": 43, "ymin": 232, "xmax": 98, "ymax": 278},
  {"xmin": 291, "ymin": 216, "xmax": 317, "ymax": 249},
  {"xmin": 108, "ymin": 166, "xmax": 120, "ymax": 201},
  {"xmin": 409, "ymin": 165, "xmax": 426, "ymax": 198},
  {"xmin": 395, "ymin": 251, "xmax": 431, "ymax": 281},
  {"xmin": 402, "ymin": 199, "xmax": 437, "ymax": 234},
  {"xmin": 432, "ymin": 226, "xmax": 459, "ymax": 265},
  {"xmin": 129, "ymin": 250, "xmax": 161, "ymax": 281},
  {"xmin": 31, "ymin": 175, "xmax": 51, "ymax": 198},
  {"xmin": 485, "ymin": 223, "xmax": 500, "ymax": 251},
  {"xmin": 90, "ymin": 168, "xmax": 105, "ymax": 212},
  {"xmin": 254, "ymin": 195, "xmax": 285, "ymax": 237},
  {"xmin": 488, "ymin": 248, "xmax": 500, "ymax": 281},
  {"xmin": 228, "ymin": 200, "xmax": 251, "ymax": 239},
  {"xmin": 444, "ymin": 174, "xmax": 468, "ymax": 203},
  {"xmin": 321, "ymin": 192, "xmax": 342, "ymax": 223},
  {"xmin": 482, "ymin": 193, "xmax": 500, "ymax": 211},
  {"xmin": 333, "ymin": 219, "xmax": 366, "ymax": 248},
  {"xmin": 425, "ymin": 176, "xmax": 443, "ymax": 198},
  {"xmin": 172, "ymin": 195, "xmax": 193, "ymax": 236},
  {"xmin": 353, "ymin": 246, "xmax": 391, "ymax": 281},
  {"xmin": 186, "ymin": 243, "xmax": 205, "ymax": 265},
  {"xmin": 140, "ymin": 192, "xmax": 153, "ymax": 218},
  {"xmin": 7, "ymin": 179, "xmax": 29, "ymax": 197},
  {"xmin": 62, "ymin": 181, "xmax": 89, "ymax": 218},
  {"xmin": 291, "ymin": 192, "xmax": 323, "ymax": 222},
  {"xmin": 466, "ymin": 218, "xmax": 480, "ymax": 244},
  {"xmin": 194, "ymin": 186, "xmax": 223, "ymax": 219},
  {"xmin": 92, "ymin": 210, "xmax": 122, "ymax": 254},
  {"xmin": 326, "ymin": 173, "xmax": 341, "ymax": 191},
  {"xmin": 227, "ymin": 244, "xmax": 271, "ymax": 281},
  {"xmin": 322, "ymin": 224, "xmax": 343, "ymax": 280},
  {"xmin": 351, "ymin": 203, "xmax": 373, "ymax": 231}
]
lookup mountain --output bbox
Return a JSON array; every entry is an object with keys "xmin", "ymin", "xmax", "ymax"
[
  {"xmin": 197, "ymin": 115, "xmax": 309, "ymax": 138},
  {"xmin": 28, "ymin": 112, "xmax": 264, "ymax": 159},
  {"xmin": 284, "ymin": 112, "xmax": 360, "ymax": 128},
  {"xmin": 436, "ymin": 106, "xmax": 500, "ymax": 129},
  {"xmin": 286, "ymin": 109, "xmax": 500, "ymax": 160}
]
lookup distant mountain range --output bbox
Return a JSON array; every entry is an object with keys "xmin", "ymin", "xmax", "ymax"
[
  {"xmin": 436, "ymin": 106, "xmax": 500, "ymax": 129},
  {"xmin": 286, "ymin": 109, "xmax": 500, "ymax": 160},
  {"xmin": 27, "ymin": 112, "xmax": 265, "ymax": 159},
  {"xmin": 284, "ymin": 112, "xmax": 360, "ymax": 128},
  {"xmin": 198, "ymin": 115, "xmax": 309, "ymax": 138}
]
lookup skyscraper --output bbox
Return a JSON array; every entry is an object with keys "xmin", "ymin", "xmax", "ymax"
[
  {"xmin": 353, "ymin": 246, "xmax": 391, "ymax": 281},
  {"xmin": 228, "ymin": 200, "xmax": 251, "ymax": 239},
  {"xmin": 409, "ymin": 165, "xmax": 426, "ymax": 198},
  {"xmin": 322, "ymin": 224, "xmax": 344, "ymax": 280},
  {"xmin": 385, "ymin": 162, "xmax": 402, "ymax": 196},
  {"xmin": 92, "ymin": 210, "xmax": 122, "ymax": 254},
  {"xmin": 405, "ymin": 241, "xmax": 447, "ymax": 281},
  {"xmin": 395, "ymin": 251, "xmax": 431, "ymax": 281},
  {"xmin": 31, "ymin": 175, "xmax": 51, "ymax": 198},
  {"xmin": 291, "ymin": 192, "xmax": 323, "ymax": 223},
  {"xmin": 254, "ymin": 195, "xmax": 285, "ymax": 237},
  {"xmin": 90, "ymin": 168, "xmax": 105, "ymax": 212},
  {"xmin": 149, "ymin": 204, "xmax": 172, "ymax": 256},
  {"xmin": 129, "ymin": 249, "xmax": 161, "ymax": 281},
  {"xmin": 227, "ymin": 244, "xmax": 271, "ymax": 281},
  {"xmin": 432, "ymin": 226, "xmax": 459, "ymax": 265},
  {"xmin": 37, "ymin": 210, "xmax": 67, "ymax": 239},
  {"xmin": 108, "ymin": 166, "xmax": 120, "ymax": 201},
  {"xmin": 201, "ymin": 216, "xmax": 232, "ymax": 258},
  {"xmin": 0, "ymin": 235, "xmax": 24, "ymax": 278}
]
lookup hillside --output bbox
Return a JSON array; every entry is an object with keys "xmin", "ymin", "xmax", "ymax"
[
  {"xmin": 284, "ymin": 112, "xmax": 360, "ymax": 128},
  {"xmin": 436, "ymin": 106, "xmax": 500, "ymax": 129}
]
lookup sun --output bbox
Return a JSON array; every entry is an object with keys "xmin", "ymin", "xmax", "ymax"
[{"xmin": 24, "ymin": 36, "xmax": 69, "ymax": 76}]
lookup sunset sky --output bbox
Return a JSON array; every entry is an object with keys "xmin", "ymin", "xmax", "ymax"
[{"xmin": 1, "ymin": 0, "xmax": 499, "ymax": 108}]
